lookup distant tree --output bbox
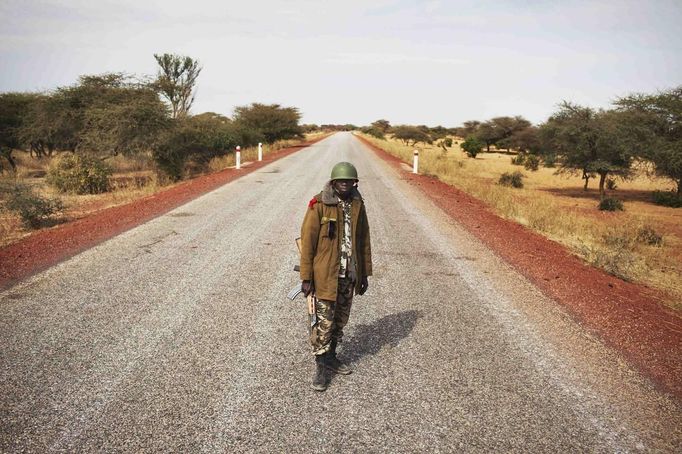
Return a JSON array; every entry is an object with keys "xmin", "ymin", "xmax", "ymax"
[
  {"xmin": 502, "ymin": 125, "xmax": 540, "ymax": 154},
  {"xmin": 301, "ymin": 124, "xmax": 320, "ymax": 133},
  {"xmin": 190, "ymin": 112, "xmax": 247, "ymax": 156},
  {"xmin": 475, "ymin": 122, "xmax": 500, "ymax": 152},
  {"xmin": 489, "ymin": 116, "xmax": 532, "ymax": 151},
  {"xmin": 540, "ymin": 102, "xmax": 635, "ymax": 199},
  {"xmin": 361, "ymin": 126, "xmax": 385, "ymax": 139},
  {"xmin": 371, "ymin": 119, "xmax": 391, "ymax": 133},
  {"xmin": 461, "ymin": 136, "xmax": 484, "ymax": 158},
  {"xmin": 233, "ymin": 103, "xmax": 303, "ymax": 143},
  {"xmin": 615, "ymin": 86, "xmax": 682, "ymax": 195},
  {"xmin": 393, "ymin": 125, "xmax": 432, "ymax": 146},
  {"xmin": 429, "ymin": 125, "xmax": 449, "ymax": 140},
  {"xmin": 153, "ymin": 53, "xmax": 202, "ymax": 119},
  {"xmin": 458, "ymin": 120, "xmax": 481, "ymax": 138},
  {"xmin": 0, "ymin": 92, "xmax": 44, "ymax": 170}
]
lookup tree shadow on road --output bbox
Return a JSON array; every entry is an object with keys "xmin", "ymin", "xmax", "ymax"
[{"xmin": 340, "ymin": 310, "xmax": 423, "ymax": 366}]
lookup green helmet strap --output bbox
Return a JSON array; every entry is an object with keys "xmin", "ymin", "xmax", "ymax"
[{"xmin": 330, "ymin": 162, "xmax": 359, "ymax": 181}]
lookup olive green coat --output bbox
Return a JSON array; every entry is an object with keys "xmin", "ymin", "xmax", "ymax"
[{"xmin": 300, "ymin": 182, "xmax": 373, "ymax": 301}]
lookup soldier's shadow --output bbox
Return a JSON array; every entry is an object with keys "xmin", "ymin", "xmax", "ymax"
[{"xmin": 339, "ymin": 309, "xmax": 423, "ymax": 367}]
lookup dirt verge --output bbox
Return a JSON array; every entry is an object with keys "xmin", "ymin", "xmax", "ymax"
[
  {"xmin": 0, "ymin": 137, "xmax": 326, "ymax": 290},
  {"xmin": 356, "ymin": 134, "xmax": 682, "ymax": 401}
]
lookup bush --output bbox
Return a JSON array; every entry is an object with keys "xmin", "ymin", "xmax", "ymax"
[
  {"xmin": 598, "ymin": 197, "xmax": 624, "ymax": 211},
  {"xmin": 1, "ymin": 181, "xmax": 64, "ymax": 228},
  {"xmin": 652, "ymin": 190, "xmax": 682, "ymax": 208},
  {"xmin": 636, "ymin": 225, "xmax": 663, "ymax": 246},
  {"xmin": 461, "ymin": 136, "xmax": 483, "ymax": 158},
  {"xmin": 443, "ymin": 137, "xmax": 453, "ymax": 147},
  {"xmin": 586, "ymin": 231, "xmax": 642, "ymax": 281},
  {"xmin": 498, "ymin": 171, "xmax": 524, "ymax": 188},
  {"xmin": 47, "ymin": 154, "xmax": 112, "ymax": 194},
  {"xmin": 524, "ymin": 154, "xmax": 540, "ymax": 171},
  {"xmin": 510, "ymin": 154, "xmax": 525, "ymax": 166},
  {"xmin": 152, "ymin": 144, "xmax": 187, "ymax": 182},
  {"xmin": 543, "ymin": 154, "xmax": 557, "ymax": 168}
]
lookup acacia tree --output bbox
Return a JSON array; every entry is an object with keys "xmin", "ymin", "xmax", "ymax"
[
  {"xmin": 504, "ymin": 125, "xmax": 540, "ymax": 153},
  {"xmin": 79, "ymin": 87, "xmax": 170, "ymax": 156},
  {"xmin": 491, "ymin": 116, "xmax": 532, "ymax": 151},
  {"xmin": 0, "ymin": 93, "xmax": 44, "ymax": 170},
  {"xmin": 154, "ymin": 53, "xmax": 202, "ymax": 119},
  {"xmin": 615, "ymin": 86, "xmax": 682, "ymax": 195},
  {"xmin": 475, "ymin": 121, "xmax": 500, "ymax": 152},
  {"xmin": 457, "ymin": 120, "xmax": 481, "ymax": 138},
  {"xmin": 541, "ymin": 102, "xmax": 634, "ymax": 199},
  {"xmin": 392, "ymin": 125, "xmax": 432, "ymax": 146},
  {"xmin": 429, "ymin": 125, "xmax": 449, "ymax": 140},
  {"xmin": 371, "ymin": 119, "xmax": 391, "ymax": 134},
  {"xmin": 233, "ymin": 103, "xmax": 302, "ymax": 143}
]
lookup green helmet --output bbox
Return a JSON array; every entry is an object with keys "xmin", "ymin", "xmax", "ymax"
[{"xmin": 330, "ymin": 162, "xmax": 359, "ymax": 181}]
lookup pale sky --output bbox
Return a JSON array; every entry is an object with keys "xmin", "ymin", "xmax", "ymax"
[{"xmin": 1, "ymin": 0, "xmax": 681, "ymax": 127}]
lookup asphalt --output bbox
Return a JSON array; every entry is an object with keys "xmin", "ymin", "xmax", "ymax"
[{"xmin": 1, "ymin": 132, "xmax": 681, "ymax": 453}]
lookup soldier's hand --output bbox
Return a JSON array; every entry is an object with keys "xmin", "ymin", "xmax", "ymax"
[
  {"xmin": 302, "ymin": 280, "xmax": 314, "ymax": 297},
  {"xmin": 358, "ymin": 276, "xmax": 369, "ymax": 295}
]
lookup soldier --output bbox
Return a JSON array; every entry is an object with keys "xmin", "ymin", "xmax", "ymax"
[{"xmin": 299, "ymin": 162, "xmax": 373, "ymax": 392}]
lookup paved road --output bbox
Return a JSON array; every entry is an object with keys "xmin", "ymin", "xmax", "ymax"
[{"xmin": 1, "ymin": 132, "xmax": 681, "ymax": 452}]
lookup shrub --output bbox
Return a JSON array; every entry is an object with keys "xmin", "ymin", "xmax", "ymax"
[
  {"xmin": 1, "ymin": 181, "xmax": 64, "ymax": 228},
  {"xmin": 461, "ymin": 136, "xmax": 483, "ymax": 158},
  {"xmin": 605, "ymin": 178, "xmax": 618, "ymax": 190},
  {"xmin": 498, "ymin": 171, "xmax": 524, "ymax": 188},
  {"xmin": 543, "ymin": 154, "xmax": 557, "ymax": 168},
  {"xmin": 652, "ymin": 190, "xmax": 682, "ymax": 208},
  {"xmin": 443, "ymin": 137, "xmax": 453, "ymax": 147},
  {"xmin": 636, "ymin": 225, "xmax": 663, "ymax": 246},
  {"xmin": 510, "ymin": 154, "xmax": 525, "ymax": 166},
  {"xmin": 584, "ymin": 232, "xmax": 642, "ymax": 281},
  {"xmin": 47, "ymin": 154, "xmax": 112, "ymax": 194},
  {"xmin": 598, "ymin": 197, "xmax": 624, "ymax": 211},
  {"xmin": 524, "ymin": 154, "xmax": 540, "ymax": 171}
]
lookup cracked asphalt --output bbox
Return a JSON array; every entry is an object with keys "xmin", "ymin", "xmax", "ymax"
[{"xmin": 1, "ymin": 132, "xmax": 681, "ymax": 452}]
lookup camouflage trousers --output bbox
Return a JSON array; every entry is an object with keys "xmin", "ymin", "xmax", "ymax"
[{"xmin": 310, "ymin": 277, "xmax": 355, "ymax": 356}]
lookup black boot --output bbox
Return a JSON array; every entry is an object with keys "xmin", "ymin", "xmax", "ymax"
[
  {"xmin": 326, "ymin": 340, "xmax": 352, "ymax": 375},
  {"xmin": 311, "ymin": 353, "xmax": 327, "ymax": 391}
]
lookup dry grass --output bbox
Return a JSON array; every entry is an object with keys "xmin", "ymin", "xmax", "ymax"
[{"xmin": 360, "ymin": 134, "xmax": 682, "ymax": 310}]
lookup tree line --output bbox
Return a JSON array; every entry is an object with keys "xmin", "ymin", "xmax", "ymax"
[
  {"xmin": 0, "ymin": 53, "xmax": 304, "ymax": 181},
  {"xmin": 361, "ymin": 86, "xmax": 681, "ymax": 205}
]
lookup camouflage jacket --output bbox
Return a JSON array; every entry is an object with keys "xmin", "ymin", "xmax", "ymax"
[{"xmin": 300, "ymin": 181, "xmax": 373, "ymax": 301}]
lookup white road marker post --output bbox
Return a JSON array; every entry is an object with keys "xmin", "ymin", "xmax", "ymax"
[
  {"xmin": 258, "ymin": 142, "xmax": 263, "ymax": 162},
  {"xmin": 236, "ymin": 145, "xmax": 241, "ymax": 170},
  {"xmin": 413, "ymin": 149, "xmax": 419, "ymax": 174}
]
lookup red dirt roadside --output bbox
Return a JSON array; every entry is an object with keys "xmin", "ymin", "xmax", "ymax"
[
  {"xmin": 0, "ymin": 137, "xmax": 325, "ymax": 290},
  {"xmin": 355, "ymin": 134, "xmax": 682, "ymax": 402}
]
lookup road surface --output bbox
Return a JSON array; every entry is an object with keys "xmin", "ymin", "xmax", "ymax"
[{"xmin": 1, "ymin": 132, "xmax": 680, "ymax": 452}]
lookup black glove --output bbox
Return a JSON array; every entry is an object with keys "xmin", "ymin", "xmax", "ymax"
[
  {"xmin": 302, "ymin": 280, "xmax": 314, "ymax": 297},
  {"xmin": 358, "ymin": 276, "xmax": 369, "ymax": 295}
]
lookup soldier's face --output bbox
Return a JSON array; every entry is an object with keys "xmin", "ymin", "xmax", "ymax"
[{"xmin": 333, "ymin": 179, "xmax": 354, "ymax": 196}]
